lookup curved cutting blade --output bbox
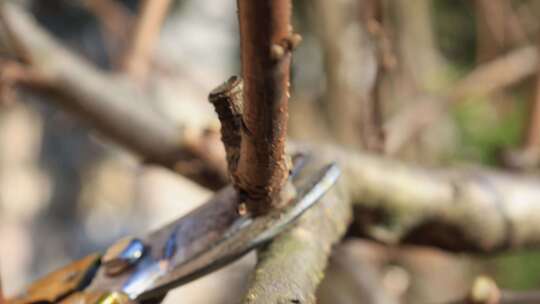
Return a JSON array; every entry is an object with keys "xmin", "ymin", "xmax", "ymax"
[{"xmin": 85, "ymin": 162, "xmax": 341, "ymax": 301}]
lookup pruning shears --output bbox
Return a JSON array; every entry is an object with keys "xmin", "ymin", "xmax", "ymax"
[{"xmin": 7, "ymin": 157, "xmax": 340, "ymax": 304}]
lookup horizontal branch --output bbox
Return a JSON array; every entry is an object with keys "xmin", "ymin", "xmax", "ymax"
[
  {"xmin": 329, "ymin": 145, "xmax": 540, "ymax": 252},
  {"xmin": 242, "ymin": 158, "xmax": 353, "ymax": 304},
  {"xmin": 243, "ymin": 140, "xmax": 540, "ymax": 300},
  {"xmin": 0, "ymin": 3, "xmax": 228, "ymax": 189},
  {"xmin": 450, "ymin": 46, "xmax": 538, "ymax": 101}
]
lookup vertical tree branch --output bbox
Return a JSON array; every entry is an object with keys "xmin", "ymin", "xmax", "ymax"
[
  {"xmin": 312, "ymin": 0, "xmax": 379, "ymax": 148},
  {"xmin": 120, "ymin": 0, "xmax": 172, "ymax": 79},
  {"xmin": 360, "ymin": 0, "xmax": 392, "ymax": 153},
  {"xmin": 235, "ymin": 0, "xmax": 297, "ymax": 214}
]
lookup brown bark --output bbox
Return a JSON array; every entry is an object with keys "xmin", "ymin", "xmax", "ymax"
[
  {"xmin": 235, "ymin": 0, "xmax": 295, "ymax": 214},
  {"xmin": 209, "ymin": 76, "xmax": 243, "ymax": 176}
]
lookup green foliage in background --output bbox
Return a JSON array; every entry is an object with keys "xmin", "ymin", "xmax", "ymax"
[{"xmin": 452, "ymin": 97, "xmax": 525, "ymax": 165}]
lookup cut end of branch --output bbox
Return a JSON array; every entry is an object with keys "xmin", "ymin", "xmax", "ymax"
[{"xmin": 209, "ymin": 76, "xmax": 244, "ymax": 177}]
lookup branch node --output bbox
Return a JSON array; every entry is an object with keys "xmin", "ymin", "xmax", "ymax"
[
  {"xmin": 270, "ymin": 44, "xmax": 286, "ymax": 61},
  {"xmin": 285, "ymin": 33, "xmax": 303, "ymax": 50},
  {"xmin": 271, "ymin": 33, "xmax": 302, "ymax": 62}
]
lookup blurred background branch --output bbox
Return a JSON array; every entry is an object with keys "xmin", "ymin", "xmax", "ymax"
[{"xmin": 120, "ymin": 0, "xmax": 172, "ymax": 80}]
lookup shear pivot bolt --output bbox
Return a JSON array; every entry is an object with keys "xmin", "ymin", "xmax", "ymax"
[{"xmin": 102, "ymin": 237, "xmax": 145, "ymax": 276}]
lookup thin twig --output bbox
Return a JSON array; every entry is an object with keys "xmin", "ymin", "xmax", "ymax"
[
  {"xmin": 235, "ymin": 0, "xmax": 297, "ymax": 214},
  {"xmin": 385, "ymin": 45, "xmax": 538, "ymax": 155},
  {"xmin": 120, "ymin": 0, "xmax": 172, "ymax": 79},
  {"xmin": 83, "ymin": 0, "xmax": 133, "ymax": 65}
]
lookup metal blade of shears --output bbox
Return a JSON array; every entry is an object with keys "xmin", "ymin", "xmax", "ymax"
[
  {"xmin": 7, "ymin": 160, "xmax": 340, "ymax": 304},
  {"xmin": 85, "ymin": 162, "xmax": 340, "ymax": 301}
]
